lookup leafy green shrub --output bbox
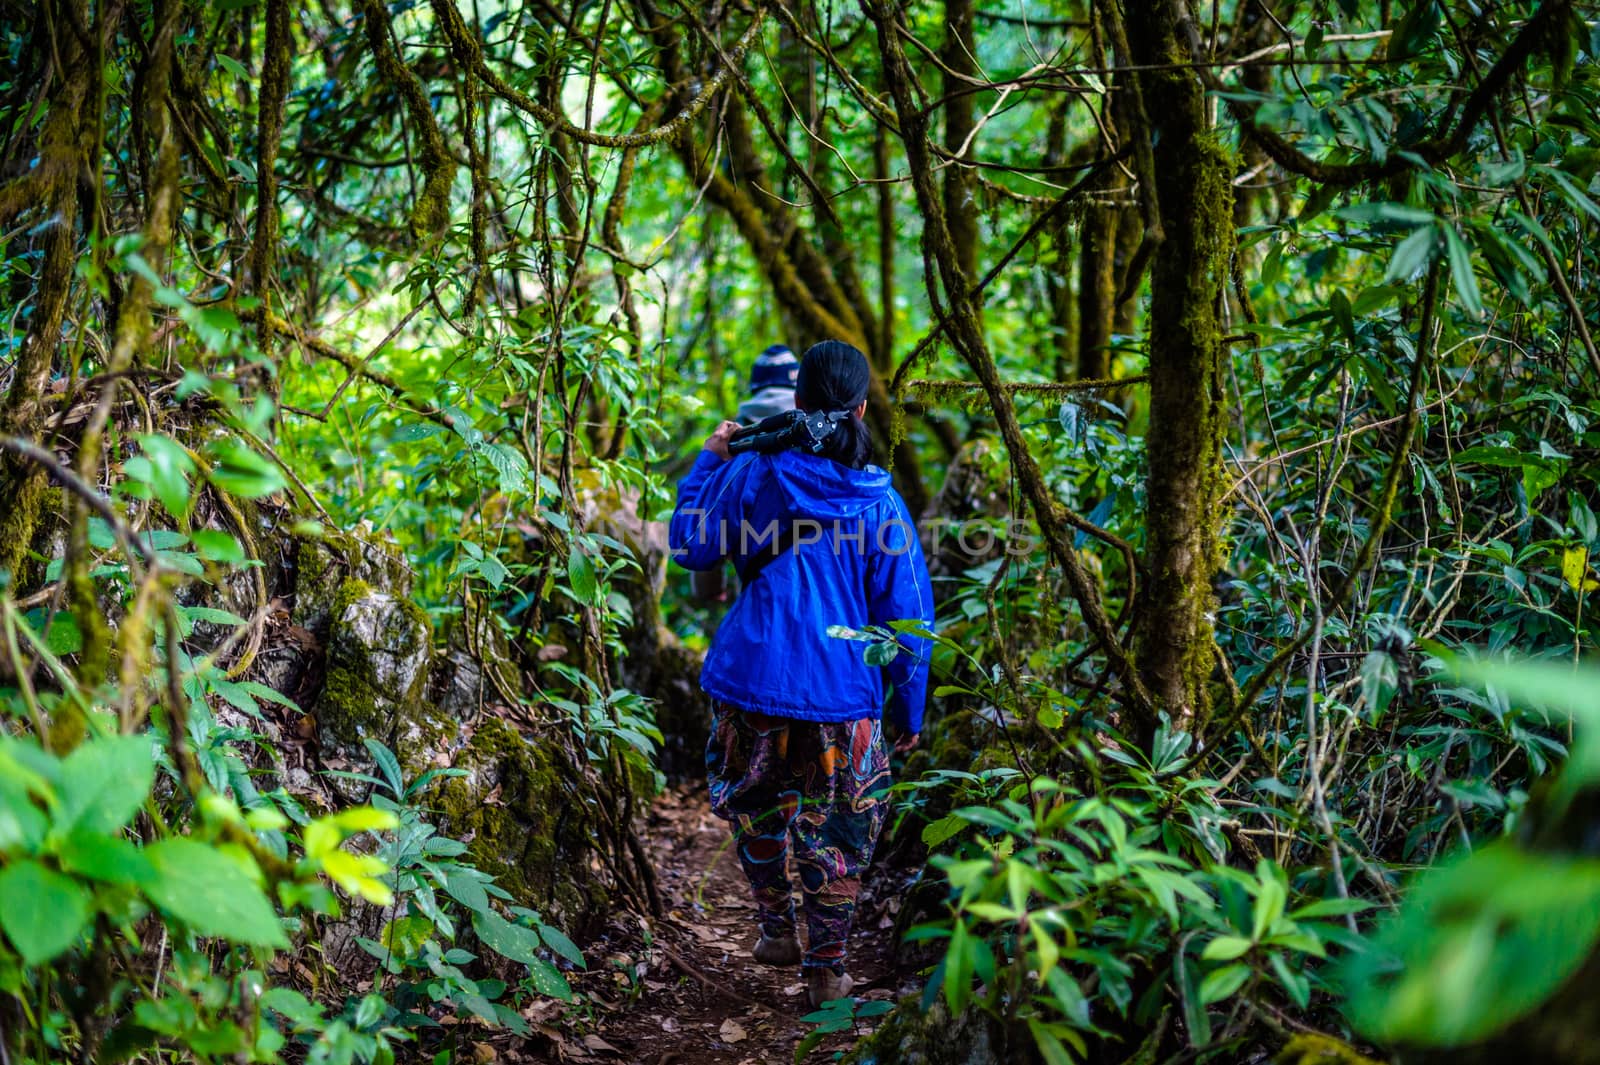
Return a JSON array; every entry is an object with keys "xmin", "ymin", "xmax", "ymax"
[{"xmin": 911, "ymin": 725, "xmax": 1363, "ymax": 1062}]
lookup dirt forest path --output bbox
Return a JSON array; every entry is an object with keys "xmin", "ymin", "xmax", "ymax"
[{"xmin": 548, "ymin": 784, "xmax": 916, "ymax": 1064}]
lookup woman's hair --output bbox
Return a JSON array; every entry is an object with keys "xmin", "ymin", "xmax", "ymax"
[{"xmin": 795, "ymin": 340, "xmax": 874, "ymax": 469}]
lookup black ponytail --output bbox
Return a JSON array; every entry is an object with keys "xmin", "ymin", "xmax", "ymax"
[{"xmin": 795, "ymin": 340, "xmax": 874, "ymax": 469}]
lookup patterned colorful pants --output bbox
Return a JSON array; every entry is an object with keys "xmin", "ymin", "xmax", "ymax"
[{"xmin": 706, "ymin": 702, "xmax": 890, "ymax": 972}]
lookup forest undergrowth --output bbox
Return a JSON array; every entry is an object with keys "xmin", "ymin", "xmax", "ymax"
[{"xmin": 2, "ymin": 0, "xmax": 1600, "ymax": 1063}]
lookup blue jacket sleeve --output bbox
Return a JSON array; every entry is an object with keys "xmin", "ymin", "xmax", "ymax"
[
  {"xmin": 669, "ymin": 450, "xmax": 753, "ymax": 571},
  {"xmin": 867, "ymin": 491, "xmax": 935, "ymax": 735}
]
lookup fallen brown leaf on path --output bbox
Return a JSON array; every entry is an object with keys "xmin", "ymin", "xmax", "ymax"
[
  {"xmin": 582, "ymin": 1034, "xmax": 621, "ymax": 1055},
  {"xmin": 718, "ymin": 1018, "xmax": 747, "ymax": 1043}
]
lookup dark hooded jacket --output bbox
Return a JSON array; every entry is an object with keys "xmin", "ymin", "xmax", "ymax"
[{"xmin": 669, "ymin": 448, "xmax": 934, "ymax": 734}]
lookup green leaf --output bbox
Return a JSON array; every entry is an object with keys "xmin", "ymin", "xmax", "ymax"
[
  {"xmin": 473, "ymin": 910, "xmax": 542, "ymax": 964},
  {"xmin": 1385, "ymin": 224, "xmax": 1437, "ymax": 283},
  {"xmin": 922, "ymin": 815, "xmax": 966, "ymax": 849},
  {"xmin": 537, "ymin": 923, "xmax": 585, "ymax": 969},
  {"xmin": 1253, "ymin": 868, "xmax": 1287, "ymax": 940},
  {"xmin": 55, "ymin": 735, "xmax": 155, "ymax": 836},
  {"xmin": 1270, "ymin": 951, "xmax": 1312, "ymax": 1008},
  {"xmin": 1361, "ymin": 649, "xmax": 1400, "ymax": 720},
  {"xmin": 380, "ymin": 915, "xmax": 434, "ymax": 958},
  {"xmin": 216, "ymin": 54, "xmax": 250, "ymax": 80},
  {"xmin": 23, "ymin": 609, "xmax": 82, "ymax": 657},
  {"xmin": 1174, "ymin": 940, "xmax": 1212, "ymax": 1046},
  {"xmin": 566, "ymin": 546, "xmax": 598, "ymax": 606},
  {"xmin": 192, "ymin": 530, "xmax": 246, "ymax": 563},
  {"xmin": 944, "ymin": 920, "xmax": 973, "ymax": 1015},
  {"xmin": 57, "ymin": 832, "xmax": 156, "ymax": 885},
  {"xmin": 1329, "ymin": 290, "xmax": 1356, "ymax": 345},
  {"xmin": 481, "ymin": 443, "xmax": 530, "ymax": 494},
  {"xmin": 478, "ymin": 554, "xmax": 509, "ymax": 590},
  {"xmin": 137, "ymin": 435, "xmax": 197, "ymax": 522},
  {"xmin": 363, "ymin": 739, "xmax": 404, "ymax": 797},
  {"xmin": 1542, "ymin": 165, "xmax": 1600, "ymax": 223},
  {"xmin": 443, "ymin": 867, "xmax": 491, "ymax": 913},
  {"xmin": 237, "ymin": 681, "xmax": 300, "ymax": 710},
  {"xmin": 143, "ymin": 838, "xmax": 288, "ymax": 947},
  {"xmin": 0, "ymin": 771, "xmax": 50, "ymax": 853},
  {"xmin": 1201, "ymin": 934, "xmax": 1254, "ymax": 962},
  {"xmin": 1388, "ymin": 0, "xmax": 1441, "ymax": 61},
  {"xmin": 181, "ymin": 606, "xmax": 248, "ymax": 628},
  {"xmin": 1199, "ymin": 963, "xmax": 1252, "ymax": 1004},
  {"xmin": 527, "ymin": 956, "xmax": 573, "ymax": 1001},
  {"xmin": 863, "ymin": 640, "xmax": 900, "ymax": 666},
  {"xmin": 1290, "ymin": 897, "xmax": 1375, "ymax": 919},
  {"xmin": 208, "ymin": 440, "xmax": 286, "ymax": 499},
  {"xmin": 260, "ymin": 987, "xmax": 321, "ymax": 1027},
  {"xmin": 0, "ymin": 860, "xmax": 92, "ymax": 964},
  {"xmin": 1443, "ymin": 225, "xmax": 1482, "ymax": 317}
]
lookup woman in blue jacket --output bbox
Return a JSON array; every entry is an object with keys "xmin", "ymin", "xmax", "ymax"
[{"xmin": 670, "ymin": 340, "xmax": 934, "ymax": 1007}]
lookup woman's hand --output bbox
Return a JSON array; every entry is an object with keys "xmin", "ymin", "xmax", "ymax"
[
  {"xmin": 892, "ymin": 732, "xmax": 920, "ymax": 755},
  {"xmin": 705, "ymin": 420, "xmax": 740, "ymax": 461}
]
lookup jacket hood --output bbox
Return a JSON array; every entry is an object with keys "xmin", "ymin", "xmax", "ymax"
[{"xmin": 766, "ymin": 450, "xmax": 892, "ymax": 520}]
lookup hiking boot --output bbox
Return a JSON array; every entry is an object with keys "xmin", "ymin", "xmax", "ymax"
[
  {"xmin": 806, "ymin": 967, "xmax": 855, "ymax": 1007},
  {"xmin": 753, "ymin": 932, "xmax": 802, "ymax": 966}
]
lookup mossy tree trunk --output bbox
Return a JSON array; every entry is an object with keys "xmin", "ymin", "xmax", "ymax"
[
  {"xmin": 1123, "ymin": 0, "xmax": 1234, "ymax": 739},
  {"xmin": 942, "ymin": 0, "xmax": 980, "ymax": 328},
  {"xmin": 1076, "ymin": 194, "xmax": 1118, "ymax": 381},
  {"xmin": 0, "ymin": 0, "xmax": 92, "ymax": 580}
]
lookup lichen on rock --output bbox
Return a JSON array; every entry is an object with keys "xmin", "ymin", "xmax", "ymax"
[{"xmin": 314, "ymin": 575, "xmax": 449, "ymax": 795}]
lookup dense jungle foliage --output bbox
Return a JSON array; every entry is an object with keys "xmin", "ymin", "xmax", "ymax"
[{"xmin": 1, "ymin": 0, "xmax": 1599, "ymax": 1061}]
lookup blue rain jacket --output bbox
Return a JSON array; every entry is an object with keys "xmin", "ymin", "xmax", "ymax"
[{"xmin": 669, "ymin": 448, "xmax": 934, "ymax": 734}]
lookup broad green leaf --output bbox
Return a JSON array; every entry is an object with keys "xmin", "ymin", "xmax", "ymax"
[
  {"xmin": 55, "ymin": 735, "xmax": 155, "ymax": 836},
  {"xmin": 1202, "ymin": 935, "xmax": 1254, "ymax": 962},
  {"xmin": 1198, "ymin": 963, "xmax": 1251, "ymax": 1004},
  {"xmin": 538, "ymin": 922, "xmax": 585, "ymax": 969},
  {"xmin": 566, "ymin": 546, "xmax": 598, "ymax": 606},
  {"xmin": 864, "ymin": 640, "xmax": 900, "ymax": 666},
  {"xmin": 137, "ymin": 435, "xmax": 196, "ymax": 521},
  {"xmin": 1361, "ymin": 649, "xmax": 1400, "ymax": 720},
  {"xmin": 208, "ymin": 440, "xmax": 286, "ymax": 499},
  {"xmin": 381, "ymin": 915, "xmax": 434, "ymax": 958},
  {"xmin": 922, "ymin": 815, "xmax": 966, "ymax": 849},
  {"xmin": 0, "ymin": 860, "xmax": 91, "ymax": 964},
  {"xmin": 1290, "ymin": 897, "xmax": 1375, "ymax": 919},
  {"xmin": 191, "ymin": 529, "xmax": 246, "ymax": 563},
  {"xmin": 443, "ymin": 867, "xmax": 491, "ymax": 913},
  {"xmin": 473, "ymin": 910, "xmax": 542, "ymax": 964},
  {"xmin": 527, "ymin": 956, "xmax": 572, "ymax": 1001},
  {"xmin": 320, "ymin": 849, "xmax": 393, "ymax": 905},
  {"xmin": 1384, "ymin": 224, "xmax": 1436, "ymax": 283},
  {"xmin": 0, "ymin": 772, "xmax": 50, "ymax": 853},
  {"xmin": 1443, "ymin": 225, "xmax": 1482, "ymax": 317},
  {"xmin": 363, "ymin": 739, "xmax": 404, "ymax": 797},
  {"xmin": 181, "ymin": 606, "xmax": 248, "ymax": 628},
  {"xmin": 23, "ymin": 608, "xmax": 82, "ymax": 657},
  {"xmin": 57, "ymin": 833, "xmax": 155, "ymax": 885},
  {"xmin": 143, "ymin": 838, "xmax": 288, "ymax": 947}
]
